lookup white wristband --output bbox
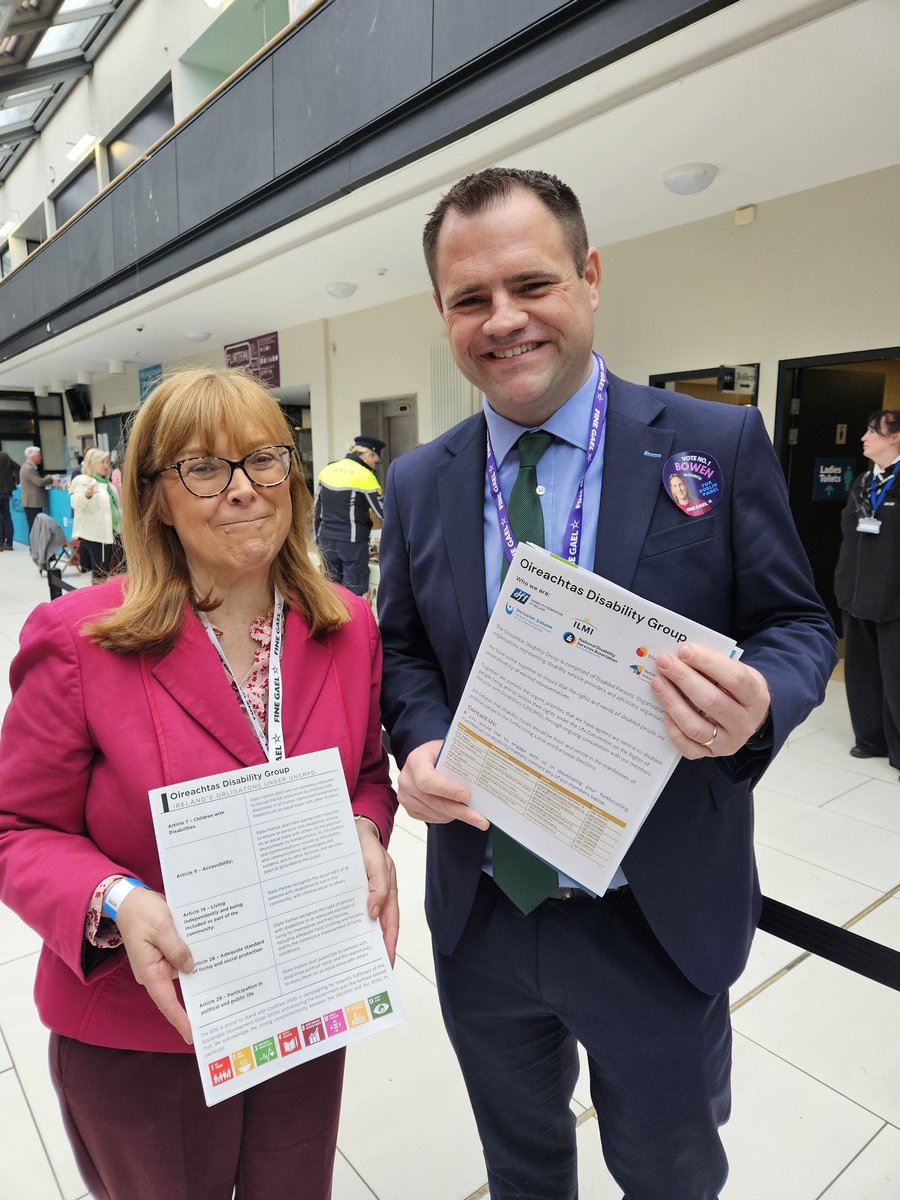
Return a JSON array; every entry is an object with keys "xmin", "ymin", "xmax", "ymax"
[{"xmin": 101, "ymin": 876, "xmax": 149, "ymax": 921}]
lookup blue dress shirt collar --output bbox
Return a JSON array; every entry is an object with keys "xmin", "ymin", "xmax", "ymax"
[{"xmin": 481, "ymin": 355, "xmax": 601, "ymax": 465}]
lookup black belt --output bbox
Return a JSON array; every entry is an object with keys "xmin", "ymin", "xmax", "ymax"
[
  {"xmin": 547, "ymin": 886, "xmax": 594, "ymax": 901},
  {"xmin": 545, "ymin": 884, "xmax": 629, "ymax": 901}
]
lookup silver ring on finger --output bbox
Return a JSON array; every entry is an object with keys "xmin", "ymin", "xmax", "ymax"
[{"xmin": 700, "ymin": 724, "xmax": 718, "ymax": 749}]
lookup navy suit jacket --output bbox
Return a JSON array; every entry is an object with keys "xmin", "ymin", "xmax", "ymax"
[{"xmin": 378, "ymin": 372, "xmax": 836, "ymax": 995}]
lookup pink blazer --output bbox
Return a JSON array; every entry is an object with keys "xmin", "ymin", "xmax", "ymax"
[{"xmin": 0, "ymin": 579, "xmax": 396, "ymax": 1053}]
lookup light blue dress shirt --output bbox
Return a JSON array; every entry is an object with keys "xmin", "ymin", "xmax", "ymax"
[
  {"xmin": 479, "ymin": 356, "xmax": 627, "ymax": 892},
  {"xmin": 482, "ymin": 356, "xmax": 604, "ymax": 611}
]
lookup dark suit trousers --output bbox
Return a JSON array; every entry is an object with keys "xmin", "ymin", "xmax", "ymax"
[
  {"xmin": 0, "ymin": 491, "xmax": 12, "ymax": 545},
  {"xmin": 24, "ymin": 505, "xmax": 44, "ymax": 533},
  {"xmin": 842, "ymin": 611, "xmax": 900, "ymax": 767},
  {"xmin": 434, "ymin": 875, "xmax": 731, "ymax": 1200},
  {"xmin": 49, "ymin": 1034, "xmax": 345, "ymax": 1200},
  {"xmin": 317, "ymin": 538, "xmax": 371, "ymax": 596}
]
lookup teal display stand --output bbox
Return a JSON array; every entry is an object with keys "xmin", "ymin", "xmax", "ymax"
[{"xmin": 11, "ymin": 486, "xmax": 73, "ymax": 547}]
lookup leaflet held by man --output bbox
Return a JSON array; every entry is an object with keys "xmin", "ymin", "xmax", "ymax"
[{"xmin": 438, "ymin": 544, "xmax": 740, "ymax": 894}]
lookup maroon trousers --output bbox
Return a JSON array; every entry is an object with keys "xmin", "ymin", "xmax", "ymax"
[{"xmin": 49, "ymin": 1035, "xmax": 345, "ymax": 1200}]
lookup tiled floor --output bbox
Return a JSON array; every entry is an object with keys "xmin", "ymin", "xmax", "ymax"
[{"xmin": 1, "ymin": 543, "xmax": 898, "ymax": 1199}]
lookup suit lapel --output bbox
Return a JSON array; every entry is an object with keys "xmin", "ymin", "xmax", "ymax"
[
  {"xmin": 437, "ymin": 415, "xmax": 490, "ymax": 661},
  {"xmin": 594, "ymin": 376, "xmax": 674, "ymax": 589},
  {"xmin": 150, "ymin": 604, "xmax": 336, "ymax": 767},
  {"xmin": 151, "ymin": 607, "xmax": 264, "ymax": 766}
]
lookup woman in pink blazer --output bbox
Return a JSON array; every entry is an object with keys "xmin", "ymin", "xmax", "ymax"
[{"xmin": 0, "ymin": 369, "xmax": 397, "ymax": 1200}]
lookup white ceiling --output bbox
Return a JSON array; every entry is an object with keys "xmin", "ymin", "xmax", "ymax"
[{"xmin": 1, "ymin": 0, "xmax": 897, "ymax": 390}]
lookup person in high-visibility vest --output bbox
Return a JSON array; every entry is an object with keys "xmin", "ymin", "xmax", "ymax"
[{"xmin": 314, "ymin": 435, "xmax": 385, "ymax": 594}]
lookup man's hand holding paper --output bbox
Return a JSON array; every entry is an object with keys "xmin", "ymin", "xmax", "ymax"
[
  {"xmin": 434, "ymin": 544, "xmax": 744, "ymax": 894},
  {"xmin": 652, "ymin": 643, "xmax": 771, "ymax": 759},
  {"xmin": 397, "ymin": 739, "xmax": 489, "ymax": 830}
]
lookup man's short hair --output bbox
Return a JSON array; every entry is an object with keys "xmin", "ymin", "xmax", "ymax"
[
  {"xmin": 423, "ymin": 167, "xmax": 589, "ymax": 293},
  {"xmin": 24, "ymin": 446, "xmax": 40, "ymax": 460}
]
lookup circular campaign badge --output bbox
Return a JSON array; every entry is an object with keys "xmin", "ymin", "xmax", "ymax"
[{"xmin": 663, "ymin": 452, "xmax": 723, "ymax": 517}]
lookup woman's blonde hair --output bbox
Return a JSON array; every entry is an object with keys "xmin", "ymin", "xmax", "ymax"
[
  {"xmin": 85, "ymin": 368, "xmax": 348, "ymax": 653},
  {"xmin": 80, "ymin": 447, "xmax": 109, "ymax": 476}
]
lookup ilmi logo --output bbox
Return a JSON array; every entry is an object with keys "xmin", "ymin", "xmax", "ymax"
[
  {"xmin": 573, "ymin": 619, "xmax": 594, "ymax": 636},
  {"xmin": 510, "ymin": 588, "xmax": 531, "ymax": 605}
]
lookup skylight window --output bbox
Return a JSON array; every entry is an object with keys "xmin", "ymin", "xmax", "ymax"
[
  {"xmin": 4, "ymin": 86, "xmax": 55, "ymax": 106},
  {"xmin": 32, "ymin": 17, "xmax": 98, "ymax": 60},
  {"xmin": 0, "ymin": 101, "xmax": 41, "ymax": 130},
  {"xmin": 0, "ymin": 0, "xmax": 128, "ymax": 183}
]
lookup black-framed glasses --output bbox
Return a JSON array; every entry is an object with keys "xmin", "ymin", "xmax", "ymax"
[{"xmin": 153, "ymin": 444, "xmax": 293, "ymax": 497}]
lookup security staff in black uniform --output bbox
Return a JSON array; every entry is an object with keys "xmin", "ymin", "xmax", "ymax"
[
  {"xmin": 834, "ymin": 409, "xmax": 900, "ymax": 775},
  {"xmin": 314, "ymin": 435, "xmax": 385, "ymax": 595}
]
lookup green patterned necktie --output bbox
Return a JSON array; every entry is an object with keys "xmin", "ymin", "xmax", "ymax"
[
  {"xmin": 493, "ymin": 430, "xmax": 559, "ymax": 913},
  {"xmin": 499, "ymin": 430, "xmax": 554, "ymax": 585}
]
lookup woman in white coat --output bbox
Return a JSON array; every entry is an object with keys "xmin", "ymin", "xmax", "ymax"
[{"xmin": 70, "ymin": 447, "xmax": 120, "ymax": 580}]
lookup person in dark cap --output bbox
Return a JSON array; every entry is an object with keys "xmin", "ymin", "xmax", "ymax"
[{"xmin": 314, "ymin": 435, "xmax": 385, "ymax": 595}]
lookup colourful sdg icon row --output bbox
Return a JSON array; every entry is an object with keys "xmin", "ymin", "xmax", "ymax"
[{"xmin": 208, "ymin": 991, "xmax": 393, "ymax": 1088}]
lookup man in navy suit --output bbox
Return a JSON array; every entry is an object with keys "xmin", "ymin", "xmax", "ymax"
[{"xmin": 378, "ymin": 168, "xmax": 835, "ymax": 1199}]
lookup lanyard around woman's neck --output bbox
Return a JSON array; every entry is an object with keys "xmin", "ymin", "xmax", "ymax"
[
  {"xmin": 198, "ymin": 588, "xmax": 286, "ymax": 762},
  {"xmin": 869, "ymin": 465, "xmax": 899, "ymax": 515}
]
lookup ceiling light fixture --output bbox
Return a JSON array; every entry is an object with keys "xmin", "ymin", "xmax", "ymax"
[
  {"xmin": 185, "ymin": 331, "xmax": 211, "ymax": 342},
  {"xmin": 325, "ymin": 281, "xmax": 357, "ymax": 299},
  {"xmin": 662, "ymin": 163, "xmax": 718, "ymax": 195},
  {"xmin": 34, "ymin": 385, "xmax": 48, "ymax": 398},
  {"xmin": 77, "ymin": 370, "xmax": 92, "ymax": 385},
  {"xmin": 108, "ymin": 360, "xmax": 126, "ymax": 375},
  {"xmin": 66, "ymin": 133, "xmax": 99, "ymax": 163}
]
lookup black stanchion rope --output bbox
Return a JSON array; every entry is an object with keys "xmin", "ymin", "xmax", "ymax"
[{"xmin": 759, "ymin": 896, "xmax": 900, "ymax": 991}]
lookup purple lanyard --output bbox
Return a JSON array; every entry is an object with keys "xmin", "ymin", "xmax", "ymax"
[{"xmin": 486, "ymin": 353, "xmax": 608, "ymax": 567}]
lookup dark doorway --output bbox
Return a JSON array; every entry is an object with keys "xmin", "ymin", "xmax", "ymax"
[
  {"xmin": 94, "ymin": 413, "xmax": 129, "ymax": 465},
  {"xmin": 775, "ymin": 349, "xmax": 900, "ymax": 629}
]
